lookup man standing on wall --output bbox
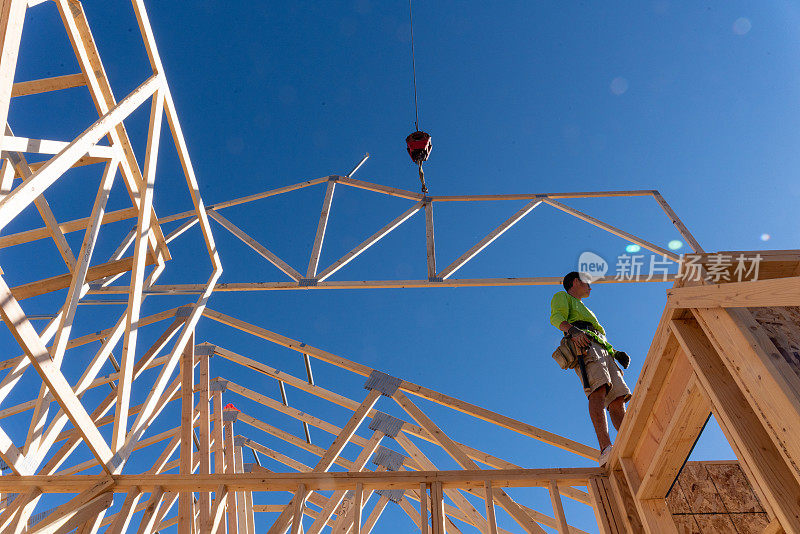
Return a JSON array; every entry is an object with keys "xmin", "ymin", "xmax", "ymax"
[{"xmin": 550, "ymin": 271, "xmax": 631, "ymax": 465}]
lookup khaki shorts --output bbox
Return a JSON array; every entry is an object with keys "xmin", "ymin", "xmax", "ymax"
[{"xmin": 574, "ymin": 341, "xmax": 631, "ymax": 408}]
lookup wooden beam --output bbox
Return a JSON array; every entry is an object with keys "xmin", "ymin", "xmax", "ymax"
[
  {"xmin": 55, "ymin": 0, "xmax": 171, "ymax": 262},
  {"xmin": 1, "ymin": 135, "xmax": 115, "ymax": 159},
  {"xmin": 548, "ymin": 480, "xmax": 569, "ymax": 534},
  {"xmin": 0, "ymin": 275, "xmax": 114, "ymax": 471},
  {"xmin": 0, "ymin": 74, "xmax": 160, "ymax": 231},
  {"xmin": 394, "ymin": 433, "xmax": 489, "ymax": 532},
  {"xmin": 11, "ymin": 255, "xmax": 155, "ymax": 301},
  {"xmin": 0, "ymin": 0, "xmax": 27, "ymax": 135},
  {"xmin": 651, "ymin": 192, "xmax": 703, "ymax": 253},
  {"xmin": 204, "ymin": 311, "xmax": 598, "ymax": 460},
  {"xmin": 178, "ymin": 334, "xmax": 194, "ymax": 534},
  {"xmin": 670, "ymin": 318, "xmax": 800, "ymax": 531},
  {"xmin": 484, "ymin": 480, "xmax": 498, "ymax": 534},
  {"xmin": 316, "ymin": 201, "xmax": 423, "ymax": 282},
  {"xmin": 307, "ymin": 179, "xmax": 336, "ymax": 278},
  {"xmin": 208, "ymin": 208, "xmax": 302, "ymax": 281},
  {"xmin": 363, "ymin": 494, "xmax": 390, "ymax": 534},
  {"xmin": 304, "ymin": 431, "xmax": 383, "ymax": 534},
  {"xmin": 618, "ymin": 459, "xmax": 677, "ymax": 534},
  {"xmin": 431, "ymin": 190, "xmax": 655, "ymax": 202},
  {"xmin": 542, "ymin": 197, "xmax": 680, "ymax": 261},
  {"xmin": 224, "ymin": 414, "xmax": 239, "ymax": 533},
  {"xmin": 668, "ymin": 276, "xmax": 800, "ymax": 308},
  {"xmin": 424, "ymin": 200, "xmax": 436, "ymax": 279},
  {"xmin": 393, "ymin": 391, "xmax": 546, "ymax": 534},
  {"xmin": 266, "ymin": 389, "xmax": 379, "ymax": 533},
  {"xmin": 10, "ymin": 73, "xmax": 85, "ymax": 97},
  {"xmin": 337, "ymin": 175, "xmax": 424, "ymax": 200},
  {"xmin": 113, "ymin": 89, "xmax": 164, "ymax": 451},
  {"xmin": 26, "ymin": 479, "xmax": 113, "ymax": 534},
  {"xmin": 636, "ymin": 375, "xmax": 711, "ymax": 499},
  {"xmin": 197, "ymin": 346, "xmax": 211, "ymax": 530},
  {"xmin": 437, "ymin": 199, "xmax": 541, "ymax": 280},
  {"xmin": 89, "ymin": 274, "xmax": 676, "ymax": 294}
]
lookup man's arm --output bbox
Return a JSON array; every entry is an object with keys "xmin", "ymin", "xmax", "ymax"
[
  {"xmin": 559, "ymin": 321, "xmax": 591, "ymax": 348},
  {"xmin": 550, "ymin": 293, "xmax": 591, "ymax": 348}
]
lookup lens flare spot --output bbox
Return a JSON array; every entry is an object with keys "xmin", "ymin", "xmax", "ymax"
[
  {"xmin": 610, "ymin": 77, "xmax": 629, "ymax": 95},
  {"xmin": 668, "ymin": 240, "xmax": 683, "ymax": 250},
  {"xmin": 625, "ymin": 244, "xmax": 641, "ymax": 253},
  {"xmin": 733, "ymin": 17, "xmax": 751, "ymax": 35},
  {"xmin": 760, "ymin": 233, "xmax": 771, "ymax": 241}
]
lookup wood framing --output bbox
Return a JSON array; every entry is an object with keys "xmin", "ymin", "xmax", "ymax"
[{"xmin": 2, "ymin": 1, "xmax": 797, "ymax": 533}]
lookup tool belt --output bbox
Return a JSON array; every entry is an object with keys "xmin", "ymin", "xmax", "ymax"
[{"xmin": 551, "ymin": 321, "xmax": 595, "ymax": 389}]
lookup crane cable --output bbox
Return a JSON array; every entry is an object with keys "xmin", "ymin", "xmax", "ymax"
[
  {"xmin": 408, "ymin": 0, "xmax": 427, "ymax": 194},
  {"xmin": 409, "ymin": 0, "xmax": 420, "ymax": 131}
]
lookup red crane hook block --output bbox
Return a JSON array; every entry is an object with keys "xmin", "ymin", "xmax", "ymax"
[{"xmin": 406, "ymin": 131, "xmax": 432, "ymax": 163}]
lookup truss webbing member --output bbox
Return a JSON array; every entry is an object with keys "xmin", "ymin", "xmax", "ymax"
[{"xmin": 549, "ymin": 271, "xmax": 632, "ymax": 466}]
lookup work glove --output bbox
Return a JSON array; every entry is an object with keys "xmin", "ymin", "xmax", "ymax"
[
  {"xmin": 613, "ymin": 350, "xmax": 630, "ymax": 369},
  {"xmin": 567, "ymin": 325, "xmax": 586, "ymax": 337},
  {"xmin": 567, "ymin": 325, "xmax": 591, "ymax": 349}
]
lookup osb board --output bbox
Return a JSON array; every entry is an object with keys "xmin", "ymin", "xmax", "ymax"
[
  {"xmin": 748, "ymin": 306, "xmax": 800, "ymax": 387},
  {"xmin": 666, "ymin": 461, "xmax": 769, "ymax": 533}
]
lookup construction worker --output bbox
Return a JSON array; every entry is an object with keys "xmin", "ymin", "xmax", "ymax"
[{"xmin": 550, "ymin": 271, "xmax": 631, "ymax": 466}]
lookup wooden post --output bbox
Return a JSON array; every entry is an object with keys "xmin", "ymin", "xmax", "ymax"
[
  {"xmin": 430, "ymin": 481, "xmax": 445, "ymax": 534},
  {"xmin": 211, "ymin": 390, "xmax": 226, "ymax": 533},
  {"xmin": 548, "ymin": 481, "xmax": 568, "ymax": 534},
  {"xmin": 224, "ymin": 413, "xmax": 238, "ymax": 533},
  {"xmin": 198, "ymin": 347, "xmax": 211, "ymax": 531},
  {"xmin": 420, "ymin": 483, "xmax": 429, "ymax": 534},
  {"xmin": 307, "ymin": 179, "xmax": 336, "ymax": 278},
  {"xmin": 179, "ymin": 332, "xmax": 194, "ymax": 534},
  {"xmin": 353, "ymin": 482, "xmax": 364, "ymax": 534},
  {"xmin": 290, "ymin": 483, "xmax": 306, "ymax": 534},
  {"xmin": 484, "ymin": 481, "xmax": 498, "ymax": 534},
  {"xmin": 424, "ymin": 200, "xmax": 436, "ymax": 279},
  {"xmin": 0, "ymin": 0, "xmax": 27, "ymax": 134}
]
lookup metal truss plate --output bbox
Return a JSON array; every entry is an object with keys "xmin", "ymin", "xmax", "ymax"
[
  {"xmin": 210, "ymin": 378, "xmax": 228, "ymax": 392},
  {"xmin": 368, "ymin": 412, "xmax": 404, "ymax": 438},
  {"xmin": 363, "ymin": 370, "xmax": 402, "ymax": 397},
  {"xmin": 376, "ymin": 488, "xmax": 405, "ymax": 503},
  {"xmin": 371, "ymin": 445, "xmax": 406, "ymax": 471},
  {"xmin": 195, "ymin": 343, "xmax": 216, "ymax": 356}
]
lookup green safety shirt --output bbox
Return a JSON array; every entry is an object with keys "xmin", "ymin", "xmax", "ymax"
[{"xmin": 549, "ymin": 291, "xmax": 614, "ymax": 352}]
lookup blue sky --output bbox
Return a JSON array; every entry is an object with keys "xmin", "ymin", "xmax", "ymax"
[{"xmin": 6, "ymin": 1, "xmax": 800, "ymax": 532}]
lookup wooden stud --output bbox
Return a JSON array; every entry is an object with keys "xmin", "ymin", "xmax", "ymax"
[
  {"xmin": 307, "ymin": 179, "xmax": 336, "ymax": 278},
  {"xmin": 290, "ymin": 483, "xmax": 307, "ymax": 534},
  {"xmin": 484, "ymin": 480, "xmax": 498, "ymax": 534},
  {"xmin": 420, "ymin": 483, "xmax": 430, "ymax": 534},
  {"xmin": 424, "ymin": 200, "xmax": 437, "ymax": 279},
  {"xmin": 113, "ymin": 89, "xmax": 164, "ymax": 451},
  {"xmin": 353, "ymin": 482, "xmax": 364, "ymax": 534},
  {"xmin": 0, "ymin": 0, "xmax": 27, "ymax": 135},
  {"xmin": 225, "ymin": 412, "xmax": 239, "ymax": 533},
  {"xmin": 198, "ymin": 346, "xmax": 212, "ymax": 531},
  {"xmin": 431, "ymin": 481, "xmax": 445, "ymax": 534},
  {"xmin": 179, "ymin": 333, "xmax": 194, "ymax": 534},
  {"xmin": 11, "ymin": 72, "xmax": 86, "ymax": 97},
  {"xmin": 548, "ymin": 480, "xmax": 569, "ymax": 534}
]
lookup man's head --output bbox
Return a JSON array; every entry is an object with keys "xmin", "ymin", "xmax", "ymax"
[{"xmin": 563, "ymin": 271, "xmax": 592, "ymax": 299}]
